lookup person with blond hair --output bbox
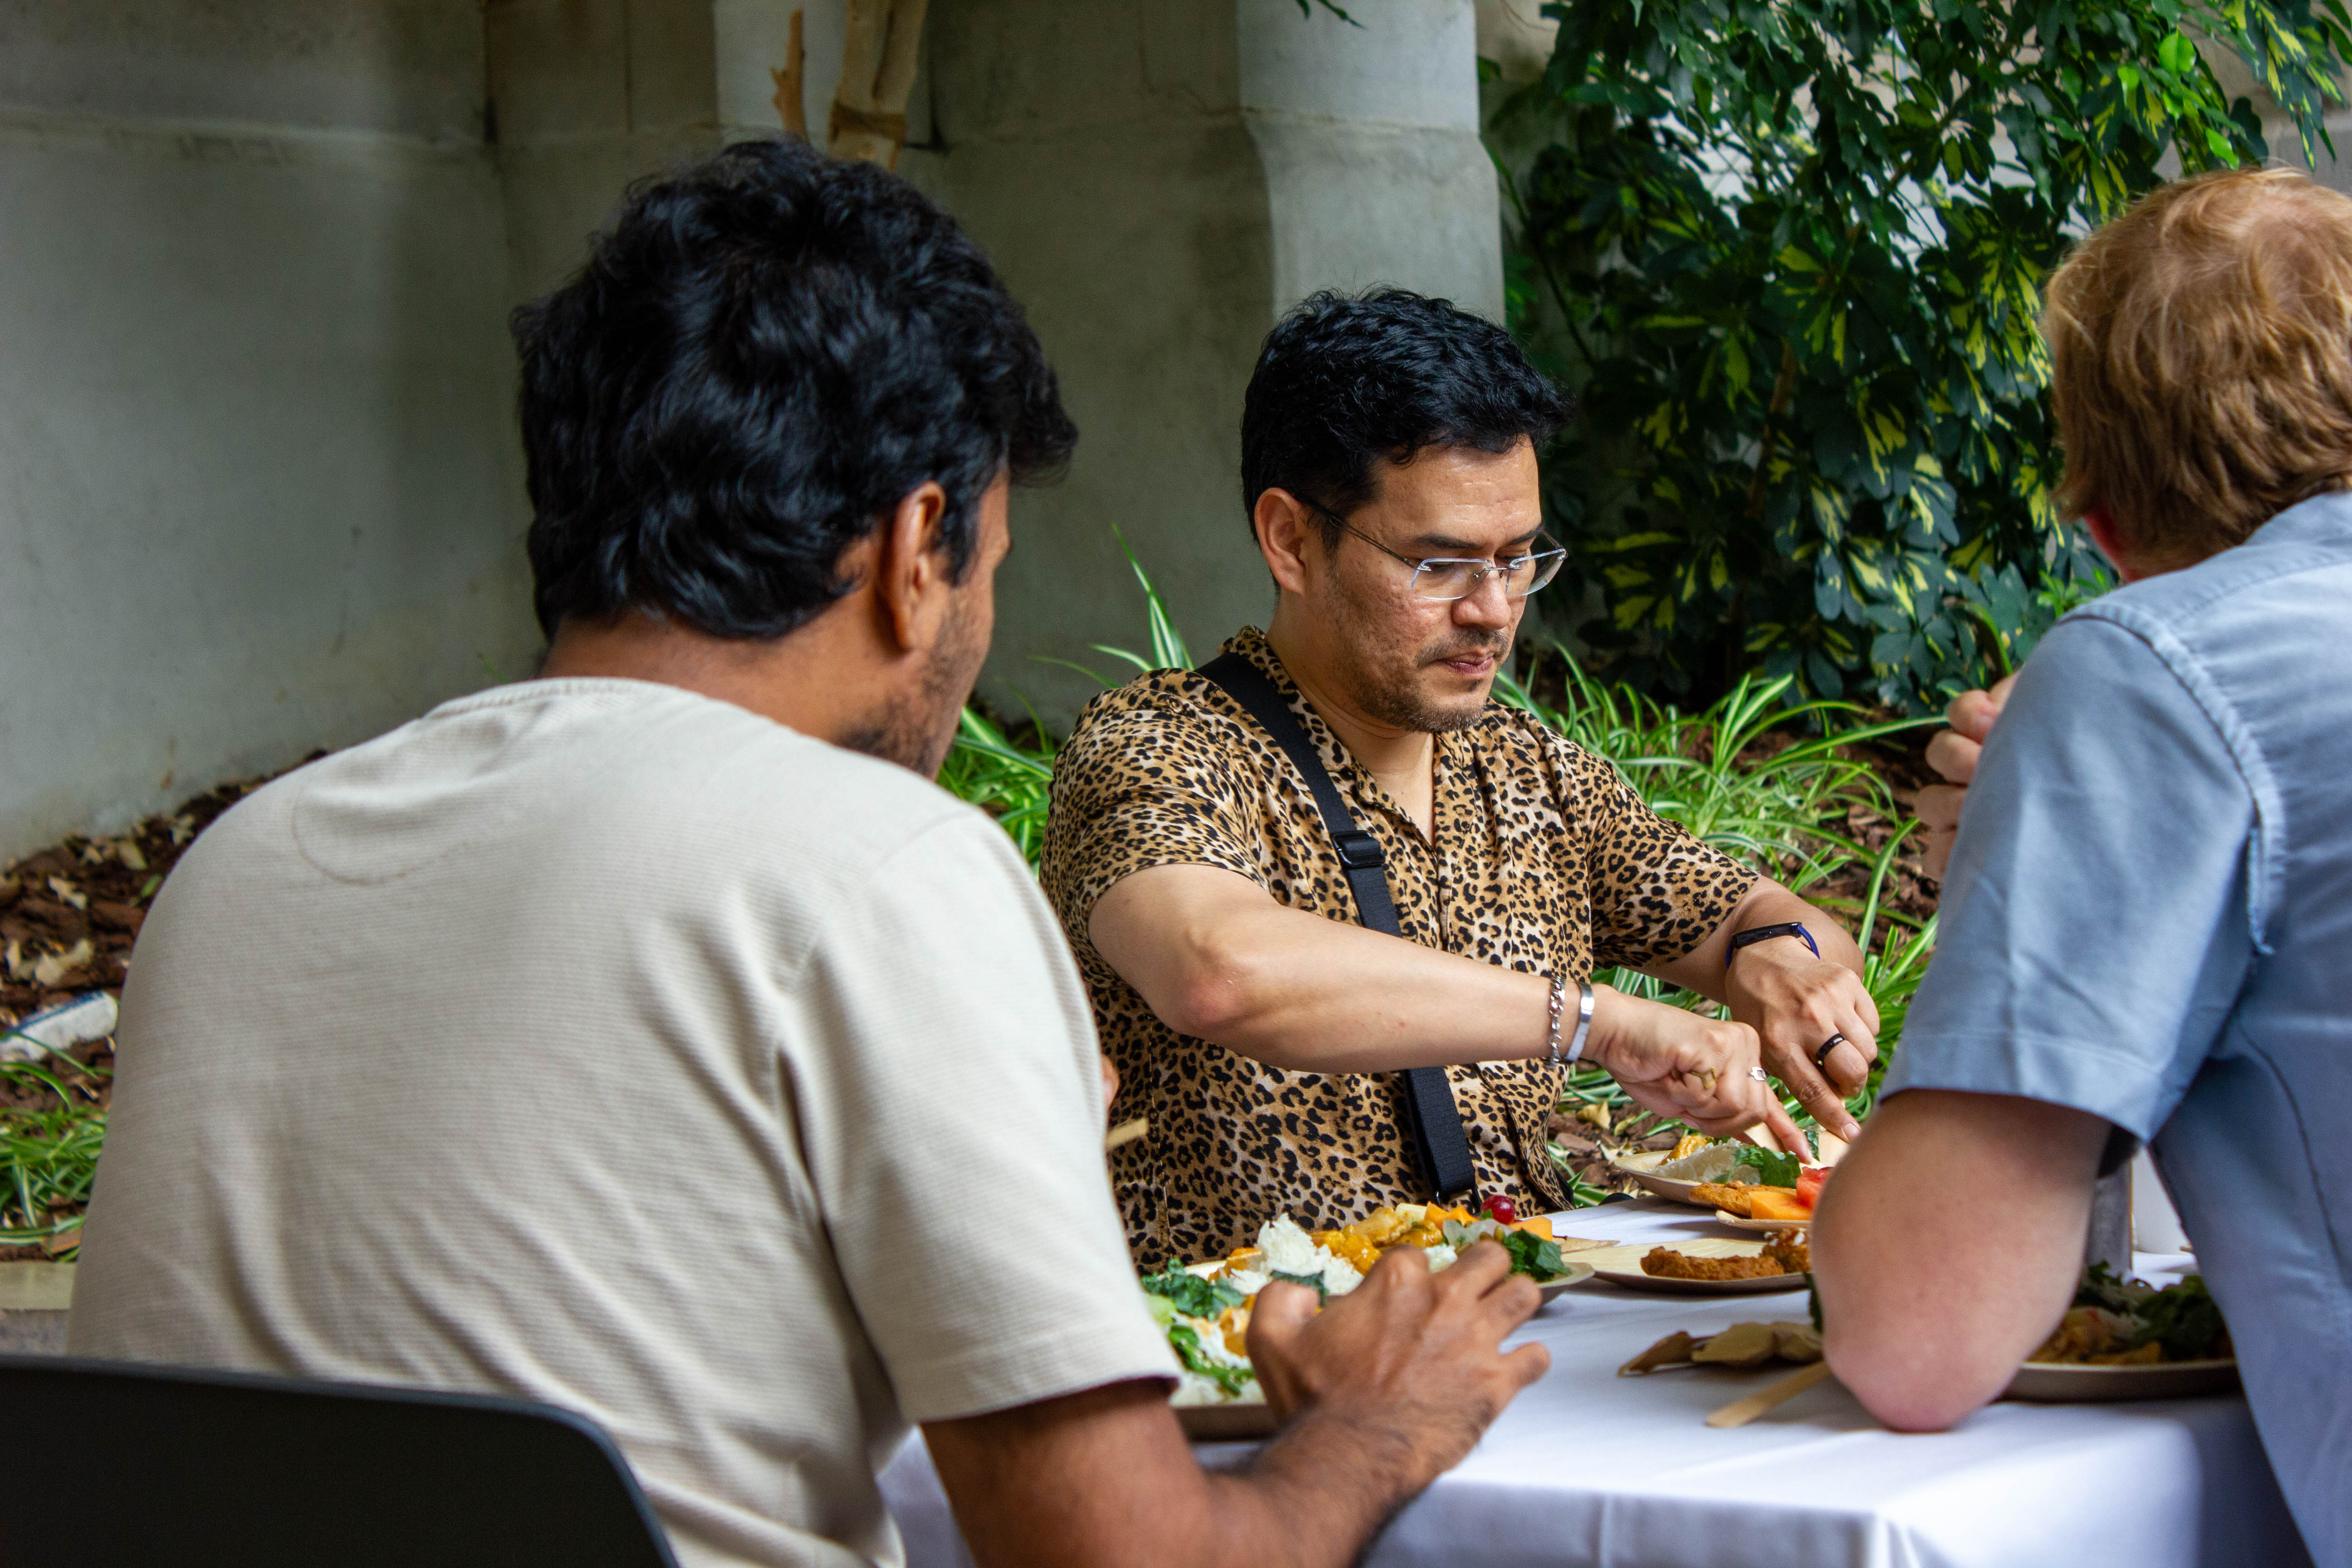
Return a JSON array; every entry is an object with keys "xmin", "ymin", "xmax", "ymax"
[{"xmin": 1812, "ymin": 165, "xmax": 2352, "ymax": 1562}]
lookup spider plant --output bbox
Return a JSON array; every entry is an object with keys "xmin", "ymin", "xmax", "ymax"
[{"xmin": 0, "ymin": 1050, "xmax": 108, "ymax": 1258}]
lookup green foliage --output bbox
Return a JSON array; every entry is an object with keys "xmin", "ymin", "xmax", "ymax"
[
  {"xmin": 1492, "ymin": 0, "xmax": 2350, "ymax": 707},
  {"xmin": 0, "ymin": 1051, "xmax": 108, "ymax": 1257},
  {"xmin": 1494, "ymin": 651, "xmax": 1930, "ymax": 877},
  {"xmin": 936, "ymin": 707, "xmax": 1056, "ymax": 865}
]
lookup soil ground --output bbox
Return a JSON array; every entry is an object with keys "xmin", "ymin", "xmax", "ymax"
[{"xmin": 0, "ymin": 774, "xmax": 279, "ymax": 1261}]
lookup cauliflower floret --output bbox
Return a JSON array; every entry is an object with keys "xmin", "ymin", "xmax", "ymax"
[{"xmin": 1254, "ymin": 1214, "xmax": 1365, "ymax": 1296}]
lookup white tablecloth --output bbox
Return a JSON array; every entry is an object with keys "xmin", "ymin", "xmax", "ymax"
[{"xmin": 878, "ymin": 1200, "xmax": 2311, "ymax": 1568}]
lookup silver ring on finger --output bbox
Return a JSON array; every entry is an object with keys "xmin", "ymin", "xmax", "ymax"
[
  {"xmin": 1748, "ymin": 1067, "xmax": 1769, "ymax": 1081},
  {"xmin": 1813, "ymin": 1033, "xmax": 1847, "ymax": 1071}
]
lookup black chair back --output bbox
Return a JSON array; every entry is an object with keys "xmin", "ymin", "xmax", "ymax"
[{"xmin": 0, "ymin": 1352, "xmax": 681, "ymax": 1568}]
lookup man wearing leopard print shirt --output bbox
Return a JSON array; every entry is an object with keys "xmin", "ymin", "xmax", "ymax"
[{"xmin": 1043, "ymin": 291, "xmax": 1883, "ymax": 1265}]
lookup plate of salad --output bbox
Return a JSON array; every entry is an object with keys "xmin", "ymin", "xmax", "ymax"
[
  {"xmin": 1611, "ymin": 1137, "xmax": 1821, "ymax": 1212},
  {"xmin": 2004, "ymin": 1266, "xmax": 2237, "ymax": 1402},
  {"xmin": 1143, "ymin": 1203, "xmax": 1594, "ymax": 1440}
]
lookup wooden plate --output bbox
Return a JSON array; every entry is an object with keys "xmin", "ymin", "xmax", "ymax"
[
  {"xmin": 2004, "ymin": 1357, "xmax": 2239, "ymax": 1402},
  {"xmin": 1714, "ymin": 1211, "xmax": 1812, "ymax": 1232},
  {"xmin": 1578, "ymin": 1238, "xmax": 1811, "ymax": 1296},
  {"xmin": 1617, "ymin": 1168, "xmax": 1713, "ymax": 1206},
  {"xmin": 1531, "ymin": 1262, "xmax": 1597, "ymax": 1300}
]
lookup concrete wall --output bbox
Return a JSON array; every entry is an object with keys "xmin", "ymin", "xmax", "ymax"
[
  {"xmin": 0, "ymin": 0, "xmax": 1504, "ymax": 857},
  {"xmin": 0, "ymin": 3, "xmax": 539, "ymax": 860},
  {"xmin": 487, "ymin": 0, "xmax": 725, "ymax": 302},
  {"xmin": 916, "ymin": 0, "xmax": 1502, "ymax": 726}
]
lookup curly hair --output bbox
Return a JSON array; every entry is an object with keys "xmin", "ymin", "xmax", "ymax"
[
  {"xmin": 1239, "ymin": 289, "xmax": 1568, "ymax": 543},
  {"xmin": 2045, "ymin": 167, "xmax": 2352, "ymax": 568},
  {"xmin": 514, "ymin": 137, "xmax": 1076, "ymax": 640}
]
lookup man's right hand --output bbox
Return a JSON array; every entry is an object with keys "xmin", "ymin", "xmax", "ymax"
[
  {"xmin": 1918, "ymin": 674, "xmax": 2016, "ymax": 881},
  {"xmin": 1247, "ymin": 1240, "xmax": 1547, "ymax": 1485},
  {"xmin": 1583, "ymin": 985, "xmax": 1774, "ymax": 1136},
  {"xmin": 923, "ymin": 1240, "xmax": 1547, "ymax": 1568}
]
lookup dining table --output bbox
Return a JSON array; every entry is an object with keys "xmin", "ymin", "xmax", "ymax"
[{"xmin": 877, "ymin": 1197, "xmax": 2312, "ymax": 1568}]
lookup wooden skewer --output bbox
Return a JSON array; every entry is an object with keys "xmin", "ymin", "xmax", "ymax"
[
  {"xmin": 1704, "ymin": 1359, "xmax": 1834, "ymax": 1428},
  {"xmin": 1104, "ymin": 1116, "xmax": 1149, "ymax": 1152}
]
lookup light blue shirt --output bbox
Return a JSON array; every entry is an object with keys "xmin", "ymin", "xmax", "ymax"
[{"xmin": 1887, "ymin": 493, "xmax": 2352, "ymax": 1563}]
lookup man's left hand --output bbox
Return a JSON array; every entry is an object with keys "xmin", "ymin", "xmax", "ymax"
[{"xmin": 1723, "ymin": 945, "xmax": 1881, "ymax": 1145}]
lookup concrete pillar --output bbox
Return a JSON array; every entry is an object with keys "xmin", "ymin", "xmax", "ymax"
[{"xmin": 912, "ymin": 0, "xmax": 1499, "ymax": 726}]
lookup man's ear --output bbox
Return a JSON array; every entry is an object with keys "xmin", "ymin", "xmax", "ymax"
[
  {"xmin": 875, "ymin": 481, "xmax": 952, "ymax": 654},
  {"xmin": 1253, "ymin": 489, "xmax": 1319, "ymax": 597}
]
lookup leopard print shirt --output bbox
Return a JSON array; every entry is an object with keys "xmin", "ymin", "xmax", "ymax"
[{"xmin": 1041, "ymin": 628, "xmax": 1756, "ymax": 1265}]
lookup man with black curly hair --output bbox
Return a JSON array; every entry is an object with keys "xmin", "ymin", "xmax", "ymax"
[
  {"xmin": 1046, "ymin": 289, "xmax": 1879, "ymax": 1265},
  {"xmin": 71, "ymin": 144, "xmax": 1547, "ymax": 1568}
]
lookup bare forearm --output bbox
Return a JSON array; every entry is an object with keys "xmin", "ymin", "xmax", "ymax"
[
  {"xmin": 1090, "ymin": 865, "xmax": 1776, "ymax": 1131},
  {"xmin": 1814, "ymin": 1090, "xmax": 2106, "ymax": 1428},
  {"xmin": 1113, "ymin": 889, "xmax": 1549, "ymax": 1071},
  {"xmin": 927, "ymin": 1384, "xmax": 1446, "ymax": 1568}
]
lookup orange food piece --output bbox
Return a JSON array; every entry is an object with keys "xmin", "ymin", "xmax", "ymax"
[
  {"xmin": 1692, "ymin": 1182, "xmax": 1754, "ymax": 1216},
  {"xmin": 1745, "ymin": 1188, "xmax": 1812, "ymax": 1222},
  {"xmin": 1510, "ymin": 1216, "xmax": 1554, "ymax": 1241}
]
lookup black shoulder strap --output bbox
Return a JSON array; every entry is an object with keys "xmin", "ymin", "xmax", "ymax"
[{"xmin": 1195, "ymin": 651, "xmax": 1475, "ymax": 1199}]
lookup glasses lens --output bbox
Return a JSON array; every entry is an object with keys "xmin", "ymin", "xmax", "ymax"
[
  {"xmin": 1507, "ymin": 549, "xmax": 1567, "ymax": 598},
  {"xmin": 1410, "ymin": 560, "xmax": 1482, "ymax": 600}
]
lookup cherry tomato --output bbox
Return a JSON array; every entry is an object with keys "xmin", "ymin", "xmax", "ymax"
[{"xmin": 1483, "ymin": 1194, "xmax": 1516, "ymax": 1224}]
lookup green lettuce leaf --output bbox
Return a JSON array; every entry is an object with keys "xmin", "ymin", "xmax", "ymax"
[
  {"xmin": 1500, "ymin": 1228, "xmax": 1568, "ymax": 1282},
  {"xmin": 1730, "ymin": 1145, "xmax": 1801, "ymax": 1188},
  {"xmin": 1140, "ymin": 1260, "xmax": 1244, "ymax": 1320},
  {"xmin": 1166, "ymin": 1323, "xmax": 1256, "ymax": 1398}
]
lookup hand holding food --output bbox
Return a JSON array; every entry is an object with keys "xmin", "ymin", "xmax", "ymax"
[
  {"xmin": 1918, "ymin": 673, "xmax": 2016, "ymax": 881},
  {"xmin": 1142, "ymin": 1205, "xmax": 1588, "ymax": 1413},
  {"xmin": 1248, "ymin": 1238, "xmax": 1548, "ymax": 1483},
  {"xmin": 1584, "ymin": 986, "xmax": 1773, "ymax": 1136}
]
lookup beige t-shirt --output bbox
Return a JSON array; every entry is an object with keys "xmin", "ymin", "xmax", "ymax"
[{"xmin": 69, "ymin": 679, "xmax": 1176, "ymax": 1568}]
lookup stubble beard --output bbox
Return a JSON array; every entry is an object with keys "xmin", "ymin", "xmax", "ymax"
[
  {"xmin": 1328, "ymin": 563, "xmax": 1510, "ymax": 734},
  {"xmin": 840, "ymin": 589, "xmax": 988, "ymax": 778}
]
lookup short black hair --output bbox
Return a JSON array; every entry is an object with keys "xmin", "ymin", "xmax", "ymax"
[
  {"xmin": 514, "ymin": 138, "xmax": 1076, "ymax": 640},
  {"xmin": 1240, "ymin": 289, "xmax": 1568, "ymax": 542}
]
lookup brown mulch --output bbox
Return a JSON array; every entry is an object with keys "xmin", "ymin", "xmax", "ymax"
[{"xmin": 0, "ymin": 774, "xmax": 278, "ymax": 1261}]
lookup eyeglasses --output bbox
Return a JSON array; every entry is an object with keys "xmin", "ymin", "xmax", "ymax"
[{"xmin": 1312, "ymin": 505, "xmax": 1567, "ymax": 602}]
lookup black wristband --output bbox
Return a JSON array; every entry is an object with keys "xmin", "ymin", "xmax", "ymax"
[{"xmin": 1726, "ymin": 921, "xmax": 1820, "ymax": 972}]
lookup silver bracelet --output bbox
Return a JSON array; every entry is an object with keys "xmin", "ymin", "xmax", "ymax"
[
  {"xmin": 1544, "ymin": 973, "xmax": 1567, "ymax": 1064},
  {"xmin": 1562, "ymin": 979, "xmax": 1595, "ymax": 1065}
]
